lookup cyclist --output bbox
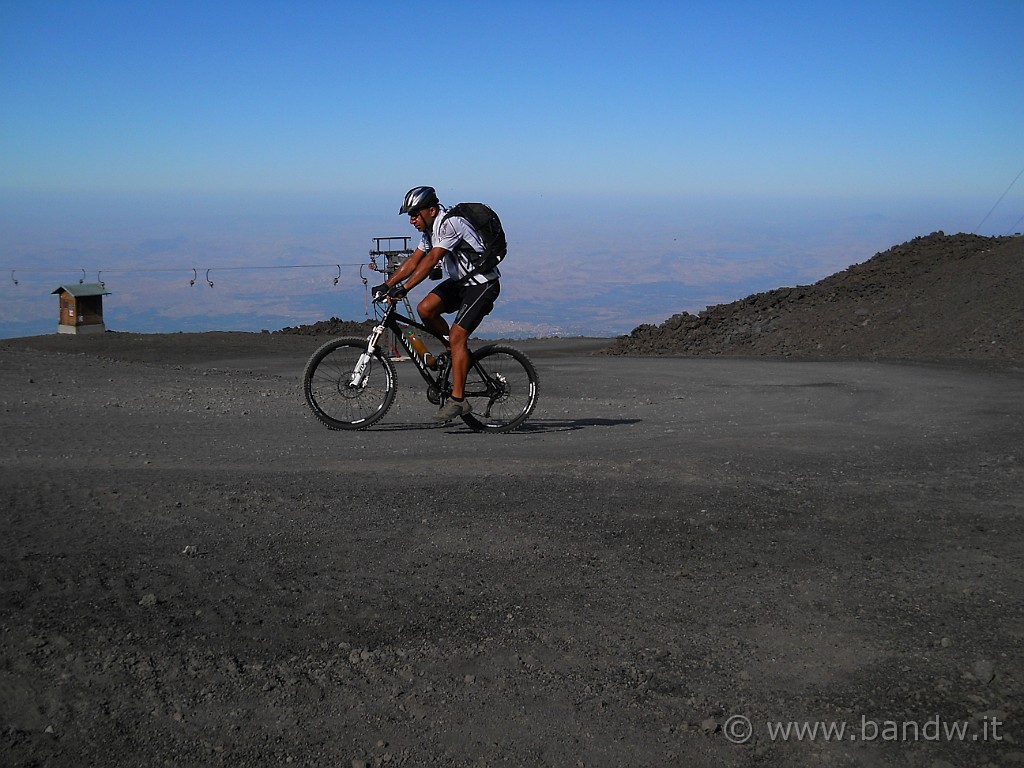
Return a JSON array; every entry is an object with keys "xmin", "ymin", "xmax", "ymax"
[{"xmin": 373, "ymin": 186, "xmax": 501, "ymax": 423}]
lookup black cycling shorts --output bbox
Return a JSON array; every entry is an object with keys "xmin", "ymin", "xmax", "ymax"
[{"xmin": 430, "ymin": 279, "xmax": 500, "ymax": 335}]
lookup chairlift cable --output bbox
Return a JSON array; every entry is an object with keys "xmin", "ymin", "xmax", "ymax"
[
  {"xmin": 1007, "ymin": 211, "xmax": 1024, "ymax": 236},
  {"xmin": 975, "ymin": 165, "xmax": 1024, "ymax": 233}
]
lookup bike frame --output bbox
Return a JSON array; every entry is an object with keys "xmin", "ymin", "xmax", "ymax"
[
  {"xmin": 360, "ymin": 300, "xmax": 448, "ymax": 392},
  {"xmin": 360, "ymin": 299, "xmax": 511, "ymax": 415}
]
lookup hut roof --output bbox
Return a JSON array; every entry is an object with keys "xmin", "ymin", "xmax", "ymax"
[{"xmin": 51, "ymin": 282, "xmax": 111, "ymax": 297}]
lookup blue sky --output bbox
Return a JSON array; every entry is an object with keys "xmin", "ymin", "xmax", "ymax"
[{"xmin": 1, "ymin": 0, "xmax": 1022, "ymax": 338}]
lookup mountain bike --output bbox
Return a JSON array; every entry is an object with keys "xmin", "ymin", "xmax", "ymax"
[{"xmin": 303, "ymin": 299, "xmax": 539, "ymax": 432}]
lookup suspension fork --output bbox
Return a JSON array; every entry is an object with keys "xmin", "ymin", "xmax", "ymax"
[{"xmin": 349, "ymin": 322, "xmax": 387, "ymax": 388}]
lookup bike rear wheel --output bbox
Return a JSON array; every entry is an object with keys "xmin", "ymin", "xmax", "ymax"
[
  {"xmin": 459, "ymin": 345, "xmax": 539, "ymax": 433},
  {"xmin": 303, "ymin": 337, "xmax": 396, "ymax": 430}
]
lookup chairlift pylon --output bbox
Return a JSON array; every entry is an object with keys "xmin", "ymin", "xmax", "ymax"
[{"xmin": 368, "ymin": 236, "xmax": 416, "ymax": 359}]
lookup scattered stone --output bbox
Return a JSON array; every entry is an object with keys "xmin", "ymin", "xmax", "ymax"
[{"xmin": 972, "ymin": 660, "xmax": 995, "ymax": 683}]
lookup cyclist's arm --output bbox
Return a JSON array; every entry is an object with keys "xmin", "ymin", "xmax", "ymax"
[
  {"xmin": 389, "ymin": 247, "xmax": 446, "ymax": 292},
  {"xmin": 383, "ymin": 248, "xmax": 426, "ymax": 288}
]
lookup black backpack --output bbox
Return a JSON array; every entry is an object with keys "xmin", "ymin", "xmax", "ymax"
[{"xmin": 441, "ymin": 202, "xmax": 507, "ymax": 275}]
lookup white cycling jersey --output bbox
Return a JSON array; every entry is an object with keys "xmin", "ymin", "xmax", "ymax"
[{"xmin": 418, "ymin": 204, "xmax": 500, "ymax": 286}]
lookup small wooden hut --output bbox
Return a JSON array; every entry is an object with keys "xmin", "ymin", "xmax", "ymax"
[{"xmin": 51, "ymin": 283, "xmax": 111, "ymax": 334}]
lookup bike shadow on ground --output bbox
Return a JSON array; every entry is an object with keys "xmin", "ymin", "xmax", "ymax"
[
  {"xmin": 371, "ymin": 418, "xmax": 642, "ymax": 433},
  {"xmin": 514, "ymin": 418, "xmax": 642, "ymax": 433}
]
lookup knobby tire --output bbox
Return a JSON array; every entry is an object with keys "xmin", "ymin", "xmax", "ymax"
[
  {"xmin": 459, "ymin": 345, "xmax": 539, "ymax": 433},
  {"xmin": 303, "ymin": 337, "xmax": 396, "ymax": 430}
]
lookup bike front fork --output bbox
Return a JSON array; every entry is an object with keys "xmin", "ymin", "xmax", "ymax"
[{"xmin": 351, "ymin": 325, "xmax": 387, "ymax": 388}]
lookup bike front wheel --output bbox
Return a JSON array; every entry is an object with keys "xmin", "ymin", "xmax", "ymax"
[
  {"xmin": 303, "ymin": 337, "xmax": 397, "ymax": 430},
  {"xmin": 460, "ymin": 344, "xmax": 539, "ymax": 433}
]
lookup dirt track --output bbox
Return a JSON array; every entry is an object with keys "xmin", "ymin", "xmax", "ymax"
[{"xmin": 1, "ymin": 332, "xmax": 1022, "ymax": 767}]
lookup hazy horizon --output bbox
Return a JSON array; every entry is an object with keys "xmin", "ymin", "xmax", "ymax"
[
  {"xmin": 2, "ymin": 2, "xmax": 1021, "ymax": 339},
  {"xmin": 1, "ymin": 190, "xmax": 1012, "ymax": 340}
]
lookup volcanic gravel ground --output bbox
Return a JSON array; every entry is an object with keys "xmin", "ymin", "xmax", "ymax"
[{"xmin": 1, "ymin": 325, "xmax": 1022, "ymax": 766}]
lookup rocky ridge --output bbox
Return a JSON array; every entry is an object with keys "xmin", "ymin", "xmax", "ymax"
[
  {"xmin": 603, "ymin": 232, "xmax": 1024, "ymax": 361},
  {"xmin": 277, "ymin": 317, "xmax": 376, "ymax": 336}
]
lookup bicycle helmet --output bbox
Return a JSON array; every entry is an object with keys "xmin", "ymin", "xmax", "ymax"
[{"xmin": 399, "ymin": 185, "xmax": 439, "ymax": 215}]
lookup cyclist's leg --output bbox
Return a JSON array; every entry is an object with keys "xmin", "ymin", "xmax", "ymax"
[
  {"xmin": 418, "ymin": 282, "xmax": 457, "ymax": 342},
  {"xmin": 449, "ymin": 323, "xmax": 470, "ymax": 399},
  {"xmin": 450, "ymin": 282, "xmax": 500, "ymax": 399}
]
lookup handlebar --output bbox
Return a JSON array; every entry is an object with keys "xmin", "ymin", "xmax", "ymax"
[{"xmin": 372, "ymin": 285, "xmax": 408, "ymax": 304}]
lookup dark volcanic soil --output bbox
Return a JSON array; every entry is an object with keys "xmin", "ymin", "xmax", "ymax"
[
  {"xmin": 278, "ymin": 318, "xmax": 378, "ymax": 337},
  {"xmin": 1, "ymin": 232, "xmax": 1023, "ymax": 767},
  {"xmin": 604, "ymin": 232, "xmax": 1024, "ymax": 362}
]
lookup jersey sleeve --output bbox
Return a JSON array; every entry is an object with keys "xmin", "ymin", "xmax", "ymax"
[
  {"xmin": 433, "ymin": 215, "xmax": 483, "ymax": 253},
  {"xmin": 432, "ymin": 216, "xmax": 464, "ymax": 253}
]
